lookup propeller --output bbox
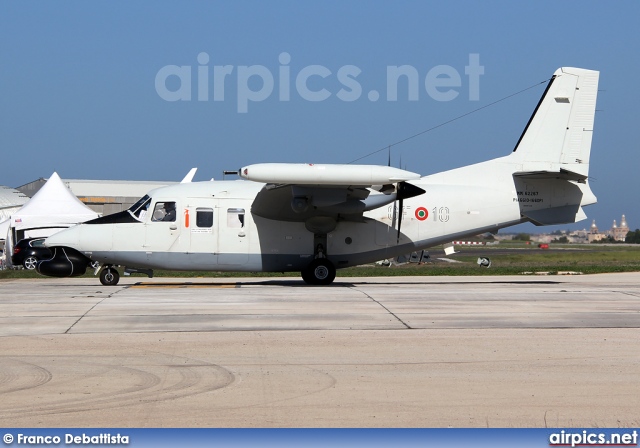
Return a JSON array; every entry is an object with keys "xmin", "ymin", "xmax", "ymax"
[
  {"xmin": 386, "ymin": 145, "xmax": 425, "ymax": 243},
  {"xmin": 388, "ymin": 146, "xmax": 397, "ymax": 232}
]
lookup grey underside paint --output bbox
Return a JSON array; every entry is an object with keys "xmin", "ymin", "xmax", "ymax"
[{"xmin": 89, "ymin": 220, "xmax": 518, "ymax": 273}]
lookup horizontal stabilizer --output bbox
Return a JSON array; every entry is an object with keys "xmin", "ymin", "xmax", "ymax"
[
  {"xmin": 513, "ymin": 168, "xmax": 587, "ymax": 183},
  {"xmin": 522, "ymin": 205, "xmax": 585, "ymax": 226}
]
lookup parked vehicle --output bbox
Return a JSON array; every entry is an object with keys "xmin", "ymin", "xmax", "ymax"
[{"xmin": 12, "ymin": 238, "xmax": 52, "ymax": 270}]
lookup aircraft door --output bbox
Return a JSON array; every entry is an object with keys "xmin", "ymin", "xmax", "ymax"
[
  {"xmin": 217, "ymin": 205, "xmax": 249, "ymax": 266},
  {"xmin": 188, "ymin": 204, "xmax": 218, "ymax": 269},
  {"xmin": 144, "ymin": 200, "xmax": 181, "ymax": 252}
]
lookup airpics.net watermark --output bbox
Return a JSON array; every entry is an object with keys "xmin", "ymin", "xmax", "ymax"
[{"xmin": 155, "ymin": 53, "xmax": 484, "ymax": 113}]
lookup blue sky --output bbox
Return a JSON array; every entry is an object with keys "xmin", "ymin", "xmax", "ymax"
[{"xmin": 2, "ymin": 1, "xmax": 639, "ymax": 233}]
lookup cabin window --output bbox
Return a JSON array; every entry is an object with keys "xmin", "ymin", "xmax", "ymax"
[
  {"xmin": 196, "ymin": 208, "xmax": 214, "ymax": 228},
  {"xmin": 227, "ymin": 208, "xmax": 245, "ymax": 228},
  {"xmin": 151, "ymin": 202, "xmax": 177, "ymax": 222}
]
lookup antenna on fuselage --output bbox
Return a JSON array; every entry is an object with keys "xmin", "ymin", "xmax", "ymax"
[{"xmin": 222, "ymin": 170, "xmax": 239, "ymax": 180}]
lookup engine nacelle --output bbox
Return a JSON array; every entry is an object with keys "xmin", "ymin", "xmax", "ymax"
[{"xmin": 37, "ymin": 246, "xmax": 91, "ymax": 278}]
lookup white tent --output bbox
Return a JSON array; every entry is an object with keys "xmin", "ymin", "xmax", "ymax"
[
  {"xmin": 5, "ymin": 172, "xmax": 99, "ymax": 266},
  {"xmin": 0, "ymin": 218, "xmax": 9, "ymax": 241}
]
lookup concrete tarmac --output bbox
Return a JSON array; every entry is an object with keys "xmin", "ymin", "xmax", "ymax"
[{"xmin": 0, "ymin": 273, "xmax": 639, "ymax": 427}]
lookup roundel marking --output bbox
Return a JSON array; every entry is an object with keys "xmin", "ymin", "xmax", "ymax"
[{"xmin": 415, "ymin": 207, "xmax": 428, "ymax": 221}]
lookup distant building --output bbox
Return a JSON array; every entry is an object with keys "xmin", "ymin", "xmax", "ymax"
[
  {"xmin": 588, "ymin": 220, "xmax": 605, "ymax": 243},
  {"xmin": 0, "ymin": 186, "xmax": 29, "ymax": 221},
  {"xmin": 588, "ymin": 215, "xmax": 629, "ymax": 243},
  {"xmin": 611, "ymin": 215, "xmax": 629, "ymax": 242},
  {"xmin": 568, "ymin": 228, "xmax": 588, "ymax": 243}
]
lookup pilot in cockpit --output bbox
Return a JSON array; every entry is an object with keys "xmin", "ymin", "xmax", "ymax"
[
  {"xmin": 151, "ymin": 201, "xmax": 176, "ymax": 222},
  {"xmin": 162, "ymin": 202, "xmax": 176, "ymax": 222}
]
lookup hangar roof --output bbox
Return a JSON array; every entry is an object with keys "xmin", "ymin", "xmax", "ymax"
[
  {"xmin": 17, "ymin": 178, "xmax": 177, "ymax": 199},
  {"xmin": 0, "ymin": 186, "xmax": 29, "ymax": 220},
  {"xmin": 62, "ymin": 179, "xmax": 177, "ymax": 198}
]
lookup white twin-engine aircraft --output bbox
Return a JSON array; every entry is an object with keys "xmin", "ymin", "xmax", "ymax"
[{"xmin": 41, "ymin": 67, "xmax": 599, "ymax": 286}]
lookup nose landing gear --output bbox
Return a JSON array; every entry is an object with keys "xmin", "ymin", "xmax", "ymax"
[{"xmin": 99, "ymin": 266, "xmax": 120, "ymax": 286}]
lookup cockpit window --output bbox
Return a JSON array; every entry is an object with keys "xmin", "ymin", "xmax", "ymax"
[
  {"xmin": 151, "ymin": 201, "xmax": 177, "ymax": 222},
  {"xmin": 129, "ymin": 195, "xmax": 152, "ymax": 220}
]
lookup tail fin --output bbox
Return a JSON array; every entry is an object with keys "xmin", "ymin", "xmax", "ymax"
[{"xmin": 511, "ymin": 67, "xmax": 599, "ymax": 180}]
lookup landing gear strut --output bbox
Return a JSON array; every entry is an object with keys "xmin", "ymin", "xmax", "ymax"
[{"xmin": 301, "ymin": 238, "xmax": 336, "ymax": 285}]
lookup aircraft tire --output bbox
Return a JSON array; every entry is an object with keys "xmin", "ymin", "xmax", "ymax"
[
  {"xmin": 305, "ymin": 259, "xmax": 336, "ymax": 285},
  {"xmin": 100, "ymin": 267, "xmax": 120, "ymax": 286},
  {"xmin": 301, "ymin": 268, "xmax": 313, "ymax": 284}
]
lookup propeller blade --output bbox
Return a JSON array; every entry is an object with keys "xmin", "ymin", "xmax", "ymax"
[
  {"xmin": 397, "ymin": 196, "xmax": 403, "ymax": 243},
  {"xmin": 391, "ymin": 198, "xmax": 397, "ymax": 229},
  {"xmin": 395, "ymin": 181, "xmax": 427, "ymax": 243}
]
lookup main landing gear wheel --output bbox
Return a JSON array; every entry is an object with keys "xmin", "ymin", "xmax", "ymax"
[
  {"xmin": 301, "ymin": 259, "xmax": 336, "ymax": 285},
  {"xmin": 301, "ymin": 268, "xmax": 313, "ymax": 284},
  {"xmin": 100, "ymin": 267, "xmax": 120, "ymax": 286}
]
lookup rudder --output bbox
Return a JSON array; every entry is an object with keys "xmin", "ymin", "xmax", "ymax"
[{"xmin": 512, "ymin": 67, "xmax": 599, "ymax": 180}]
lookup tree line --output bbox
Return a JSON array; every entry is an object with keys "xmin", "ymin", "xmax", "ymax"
[{"xmin": 626, "ymin": 229, "xmax": 640, "ymax": 244}]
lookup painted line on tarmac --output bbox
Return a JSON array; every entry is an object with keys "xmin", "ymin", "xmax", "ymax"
[{"xmin": 130, "ymin": 282, "xmax": 240, "ymax": 289}]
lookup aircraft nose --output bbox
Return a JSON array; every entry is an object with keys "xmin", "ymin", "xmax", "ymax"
[{"xmin": 44, "ymin": 225, "xmax": 82, "ymax": 248}]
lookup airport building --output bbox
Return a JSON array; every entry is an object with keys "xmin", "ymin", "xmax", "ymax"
[
  {"xmin": 16, "ymin": 178, "xmax": 177, "ymax": 215},
  {"xmin": 0, "ymin": 186, "xmax": 29, "ymax": 221}
]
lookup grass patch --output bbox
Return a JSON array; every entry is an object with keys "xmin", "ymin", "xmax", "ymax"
[{"xmin": 2, "ymin": 244, "xmax": 640, "ymax": 280}]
